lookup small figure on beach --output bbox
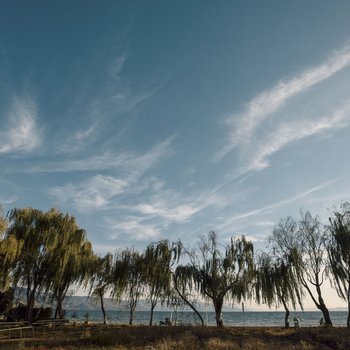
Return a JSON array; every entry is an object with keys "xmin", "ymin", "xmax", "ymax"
[
  {"xmin": 319, "ymin": 317, "xmax": 324, "ymax": 327},
  {"xmin": 293, "ymin": 317, "xmax": 299, "ymax": 328},
  {"xmin": 160, "ymin": 317, "xmax": 172, "ymax": 326}
]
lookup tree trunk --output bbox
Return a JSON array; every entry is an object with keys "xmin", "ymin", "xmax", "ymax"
[
  {"xmin": 347, "ymin": 283, "xmax": 350, "ymax": 328},
  {"xmin": 213, "ymin": 298, "xmax": 224, "ymax": 327},
  {"xmin": 100, "ymin": 293, "xmax": 107, "ymax": 325},
  {"xmin": 281, "ymin": 297, "xmax": 290, "ymax": 328},
  {"xmin": 319, "ymin": 304, "xmax": 332, "ymax": 327},
  {"xmin": 129, "ymin": 308, "xmax": 134, "ymax": 325},
  {"xmin": 303, "ymin": 280, "xmax": 333, "ymax": 327},
  {"xmin": 26, "ymin": 277, "xmax": 33, "ymax": 323},
  {"xmin": 27, "ymin": 291, "xmax": 35, "ymax": 324},
  {"xmin": 149, "ymin": 301, "xmax": 156, "ymax": 326},
  {"xmin": 129, "ymin": 298, "xmax": 137, "ymax": 326},
  {"xmin": 54, "ymin": 298, "xmax": 64, "ymax": 319},
  {"xmin": 316, "ymin": 285, "xmax": 332, "ymax": 327},
  {"xmin": 54, "ymin": 285, "xmax": 69, "ymax": 319}
]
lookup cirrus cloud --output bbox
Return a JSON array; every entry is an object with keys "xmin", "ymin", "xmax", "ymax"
[
  {"xmin": 216, "ymin": 43, "xmax": 350, "ymax": 160},
  {"xmin": 0, "ymin": 95, "xmax": 41, "ymax": 154}
]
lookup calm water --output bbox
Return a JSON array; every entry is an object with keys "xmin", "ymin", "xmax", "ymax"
[{"xmin": 66, "ymin": 309, "xmax": 349, "ymax": 327}]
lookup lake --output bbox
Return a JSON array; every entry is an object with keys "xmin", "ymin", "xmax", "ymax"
[{"xmin": 65, "ymin": 309, "xmax": 349, "ymax": 327}]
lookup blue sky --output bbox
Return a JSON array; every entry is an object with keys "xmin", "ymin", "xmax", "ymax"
[{"xmin": 1, "ymin": 1, "xmax": 350, "ymax": 305}]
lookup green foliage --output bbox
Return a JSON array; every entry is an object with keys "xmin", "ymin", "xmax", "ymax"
[
  {"xmin": 256, "ymin": 253, "xmax": 303, "ymax": 308},
  {"xmin": 257, "ymin": 216, "xmax": 304, "ymax": 327},
  {"xmin": 328, "ymin": 202, "xmax": 350, "ymax": 298},
  {"xmin": 0, "ymin": 206, "xmax": 6, "ymax": 235},
  {"xmin": 144, "ymin": 240, "xmax": 182, "ymax": 325},
  {"xmin": 89, "ymin": 253, "xmax": 115, "ymax": 324},
  {"xmin": 255, "ymin": 250, "xmax": 304, "ymax": 327},
  {"xmin": 0, "ymin": 205, "xmax": 22, "ymax": 290},
  {"xmin": 270, "ymin": 213, "xmax": 332, "ymax": 327},
  {"xmin": 328, "ymin": 202, "xmax": 350, "ymax": 326},
  {"xmin": 0, "ymin": 235, "xmax": 22, "ymax": 290},
  {"xmin": 1, "ymin": 201, "xmax": 350, "ymax": 329},
  {"xmin": 177, "ymin": 232, "xmax": 255, "ymax": 327},
  {"xmin": 44, "ymin": 209, "xmax": 94, "ymax": 318},
  {"xmin": 198, "ymin": 233, "xmax": 255, "ymax": 302},
  {"xmin": 174, "ymin": 264, "xmax": 205, "ymax": 325},
  {"xmin": 5, "ymin": 208, "xmax": 56, "ymax": 322},
  {"xmin": 115, "ymin": 248, "xmax": 145, "ymax": 325},
  {"xmin": 5, "ymin": 207, "xmax": 93, "ymax": 322}
]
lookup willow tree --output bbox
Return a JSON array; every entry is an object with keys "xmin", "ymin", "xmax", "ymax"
[
  {"xmin": 39, "ymin": 209, "xmax": 94, "ymax": 319},
  {"xmin": 255, "ymin": 251, "xmax": 304, "ymax": 327},
  {"xmin": 89, "ymin": 253, "xmax": 114, "ymax": 325},
  {"xmin": 271, "ymin": 214, "xmax": 332, "ymax": 327},
  {"xmin": 0, "ymin": 207, "xmax": 6, "ymax": 234},
  {"xmin": 144, "ymin": 240, "xmax": 181, "ymax": 325},
  {"xmin": 173, "ymin": 265, "xmax": 204, "ymax": 325},
  {"xmin": 116, "ymin": 249, "xmax": 144, "ymax": 325},
  {"xmin": 182, "ymin": 232, "xmax": 254, "ymax": 327},
  {"xmin": 6, "ymin": 208, "xmax": 58, "ymax": 323},
  {"xmin": 0, "ymin": 207, "xmax": 22, "ymax": 291},
  {"xmin": 0, "ymin": 236, "xmax": 22, "ymax": 291},
  {"xmin": 328, "ymin": 202, "xmax": 350, "ymax": 327},
  {"xmin": 0, "ymin": 209, "xmax": 15, "ymax": 314}
]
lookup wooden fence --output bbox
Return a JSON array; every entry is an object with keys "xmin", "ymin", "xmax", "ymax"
[{"xmin": 0, "ymin": 319, "xmax": 74, "ymax": 340}]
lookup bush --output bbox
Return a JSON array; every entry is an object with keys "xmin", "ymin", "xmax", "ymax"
[
  {"xmin": 0, "ymin": 288, "xmax": 14, "ymax": 315},
  {"xmin": 5, "ymin": 304, "xmax": 52, "ymax": 321}
]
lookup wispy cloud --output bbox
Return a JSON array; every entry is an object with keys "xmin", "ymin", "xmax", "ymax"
[
  {"xmin": 246, "ymin": 103, "xmax": 350, "ymax": 171},
  {"xmin": 112, "ymin": 53, "xmax": 127, "ymax": 80},
  {"xmin": 108, "ymin": 216, "xmax": 161, "ymax": 241},
  {"xmin": 133, "ymin": 191, "xmax": 221, "ymax": 224},
  {"xmin": 217, "ymin": 177, "xmax": 341, "ymax": 231},
  {"xmin": 28, "ymin": 137, "xmax": 173, "ymax": 174},
  {"xmin": 0, "ymin": 95, "xmax": 40, "ymax": 154},
  {"xmin": 49, "ymin": 138, "xmax": 175, "ymax": 213},
  {"xmin": 216, "ymin": 43, "xmax": 350, "ymax": 160},
  {"xmin": 58, "ymin": 122, "xmax": 99, "ymax": 153},
  {"xmin": 50, "ymin": 175, "xmax": 128, "ymax": 212},
  {"xmin": 74, "ymin": 123, "xmax": 98, "ymax": 141},
  {"xmin": 64, "ymin": 177, "xmax": 226, "ymax": 242},
  {"xmin": 0, "ymin": 196, "xmax": 18, "ymax": 205},
  {"xmin": 105, "ymin": 196, "xmax": 220, "ymax": 242},
  {"xmin": 134, "ymin": 202, "xmax": 201, "ymax": 223},
  {"xmin": 104, "ymin": 188, "xmax": 226, "ymax": 242},
  {"xmin": 54, "ymin": 51, "xmax": 162, "ymax": 155}
]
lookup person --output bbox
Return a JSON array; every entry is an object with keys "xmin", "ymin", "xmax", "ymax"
[
  {"xmin": 293, "ymin": 317, "xmax": 299, "ymax": 328},
  {"xmin": 320, "ymin": 317, "xmax": 324, "ymax": 327}
]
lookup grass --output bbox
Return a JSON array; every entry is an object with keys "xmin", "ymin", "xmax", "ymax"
[{"xmin": 0, "ymin": 325, "xmax": 350, "ymax": 349}]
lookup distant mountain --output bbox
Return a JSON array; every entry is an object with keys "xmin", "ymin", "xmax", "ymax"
[
  {"xmin": 62, "ymin": 295, "xmax": 241, "ymax": 312},
  {"xmin": 329, "ymin": 307, "xmax": 348, "ymax": 312},
  {"xmin": 12, "ymin": 287, "xmax": 243, "ymax": 312}
]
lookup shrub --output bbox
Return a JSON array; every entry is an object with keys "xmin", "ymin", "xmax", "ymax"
[{"xmin": 5, "ymin": 304, "xmax": 52, "ymax": 321}]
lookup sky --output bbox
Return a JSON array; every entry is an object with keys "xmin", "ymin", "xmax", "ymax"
[{"xmin": 1, "ymin": 1, "xmax": 350, "ymax": 308}]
